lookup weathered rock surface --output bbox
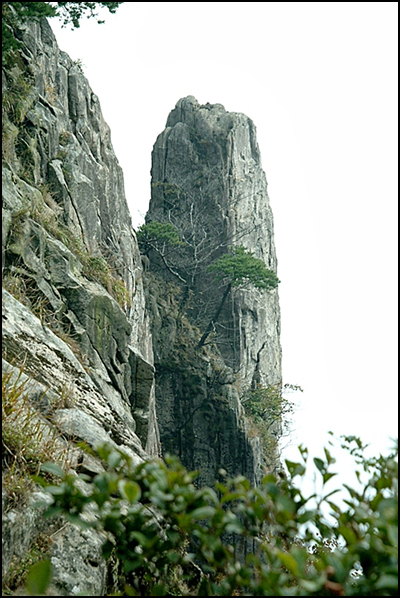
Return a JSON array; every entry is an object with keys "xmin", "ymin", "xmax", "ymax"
[
  {"xmin": 144, "ymin": 275, "xmax": 264, "ymax": 490},
  {"xmin": 2, "ymin": 490, "xmax": 54, "ymax": 582},
  {"xmin": 2, "ymin": 18, "xmax": 158, "ymax": 454},
  {"xmin": 2, "ymin": 17, "xmax": 157, "ymax": 595},
  {"xmin": 145, "ymin": 96, "xmax": 282, "ymax": 485},
  {"xmin": 149, "ymin": 96, "xmax": 281, "ymax": 388},
  {"xmin": 2, "ymin": 487, "xmax": 107, "ymax": 597}
]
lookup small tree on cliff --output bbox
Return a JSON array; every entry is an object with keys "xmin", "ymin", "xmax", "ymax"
[
  {"xmin": 241, "ymin": 383, "xmax": 302, "ymax": 467},
  {"xmin": 197, "ymin": 245, "xmax": 280, "ymax": 349},
  {"xmin": 136, "ymin": 221, "xmax": 188, "ymax": 284},
  {"xmin": 3, "ymin": 2, "xmax": 123, "ymax": 56}
]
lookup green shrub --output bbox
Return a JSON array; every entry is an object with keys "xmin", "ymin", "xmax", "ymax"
[
  {"xmin": 33, "ymin": 435, "xmax": 397, "ymax": 596},
  {"xmin": 137, "ymin": 220, "xmax": 184, "ymax": 252},
  {"xmin": 241, "ymin": 383, "xmax": 301, "ymax": 459}
]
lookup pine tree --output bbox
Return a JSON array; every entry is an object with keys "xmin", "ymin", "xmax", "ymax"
[{"xmin": 197, "ymin": 246, "xmax": 280, "ymax": 349}]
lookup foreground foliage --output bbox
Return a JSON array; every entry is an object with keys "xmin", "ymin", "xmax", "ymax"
[{"xmin": 31, "ymin": 435, "xmax": 398, "ymax": 596}]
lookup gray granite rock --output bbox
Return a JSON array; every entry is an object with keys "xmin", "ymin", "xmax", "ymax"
[
  {"xmin": 2, "ymin": 489, "xmax": 107, "ymax": 596},
  {"xmin": 149, "ymin": 96, "xmax": 282, "ymax": 388},
  {"xmin": 2, "ymin": 18, "xmax": 159, "ymax": 592},
  {"xmin": 2, "ymin": 17, "xmax": 159, "ymax": 454},
  {"xmin": 2, "ymin": 490, "xmax": 54, "ymax": 580},
  {"xmin": 147, "ymin": 97, "xmax": 282, "ymax": 481}
]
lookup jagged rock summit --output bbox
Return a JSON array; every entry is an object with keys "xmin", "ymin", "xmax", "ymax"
[{"xmin": 150, "ymin": 95, "xmax": 281, "ymax": 387}]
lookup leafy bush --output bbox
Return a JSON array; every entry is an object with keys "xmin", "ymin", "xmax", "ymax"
[{"xmin": 34, "ymin": 435, "xmax": 397, "ymax": 596}]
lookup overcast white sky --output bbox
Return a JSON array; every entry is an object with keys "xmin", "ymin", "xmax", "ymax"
[{"xmin": 50, "ymin": 2, "xmax": 398, "ymax": 494}]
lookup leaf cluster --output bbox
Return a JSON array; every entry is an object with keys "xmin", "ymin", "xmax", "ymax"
[
  {"xmin": 2, "ymin": 2, "xmax": 123, "ymax": 57},
  {"xmin": 208, "ymin": 245, "xmax": 280, "ymax": 290},
  {"xmin": 53, "ymin": 2, "xmax": 123, "ymax": 28},
  {"xmin": 33, "ymin": 436, "xmax": 398, "ymax": 596},
  {"xmin": 242, "ymin": 383, "xmax": 297, "ymax": 424}
]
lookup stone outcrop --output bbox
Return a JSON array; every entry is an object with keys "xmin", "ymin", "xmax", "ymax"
[
  {"xmin": 2, "ymin": 17, "xmax": 158, "ymax": 454},
  {"xmin": 2, "ymin": 290, "xmax": 148, "ymax": 463},
  {"xmin": 149, "ymin": 96, "xmax": 281, "ymax": 387},
  {"xmin": 144, "ymin": 274, "xmax": 265, "ymax": 492},
  {"xmin": 145, "ymin": 96, "xmax": 282, "ymax": 486}
]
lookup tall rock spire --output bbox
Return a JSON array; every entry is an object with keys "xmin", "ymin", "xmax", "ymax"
[
  {"xmin": 148, "ymin": 96, "xmax": 282, "ymax": 389},
  {"xmin": 145, "ymin": 97, "xmax": 282, "ymax": 489}
]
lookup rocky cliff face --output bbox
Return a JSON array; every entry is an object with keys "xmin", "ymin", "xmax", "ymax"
[
  {"xmin": 2, "ymin": 18, "xmax": 158, "ymax": 595},
  {"xmin": 2, "ymin": 19, "xmax": 282, "ymax": 596},
  {"xmin": 145, "ymin": 96, "xmax": 282, "ymax": 487},
  {"xmin": 2, "ymin": 17, "xmax": 158, "ymax": 453}
]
